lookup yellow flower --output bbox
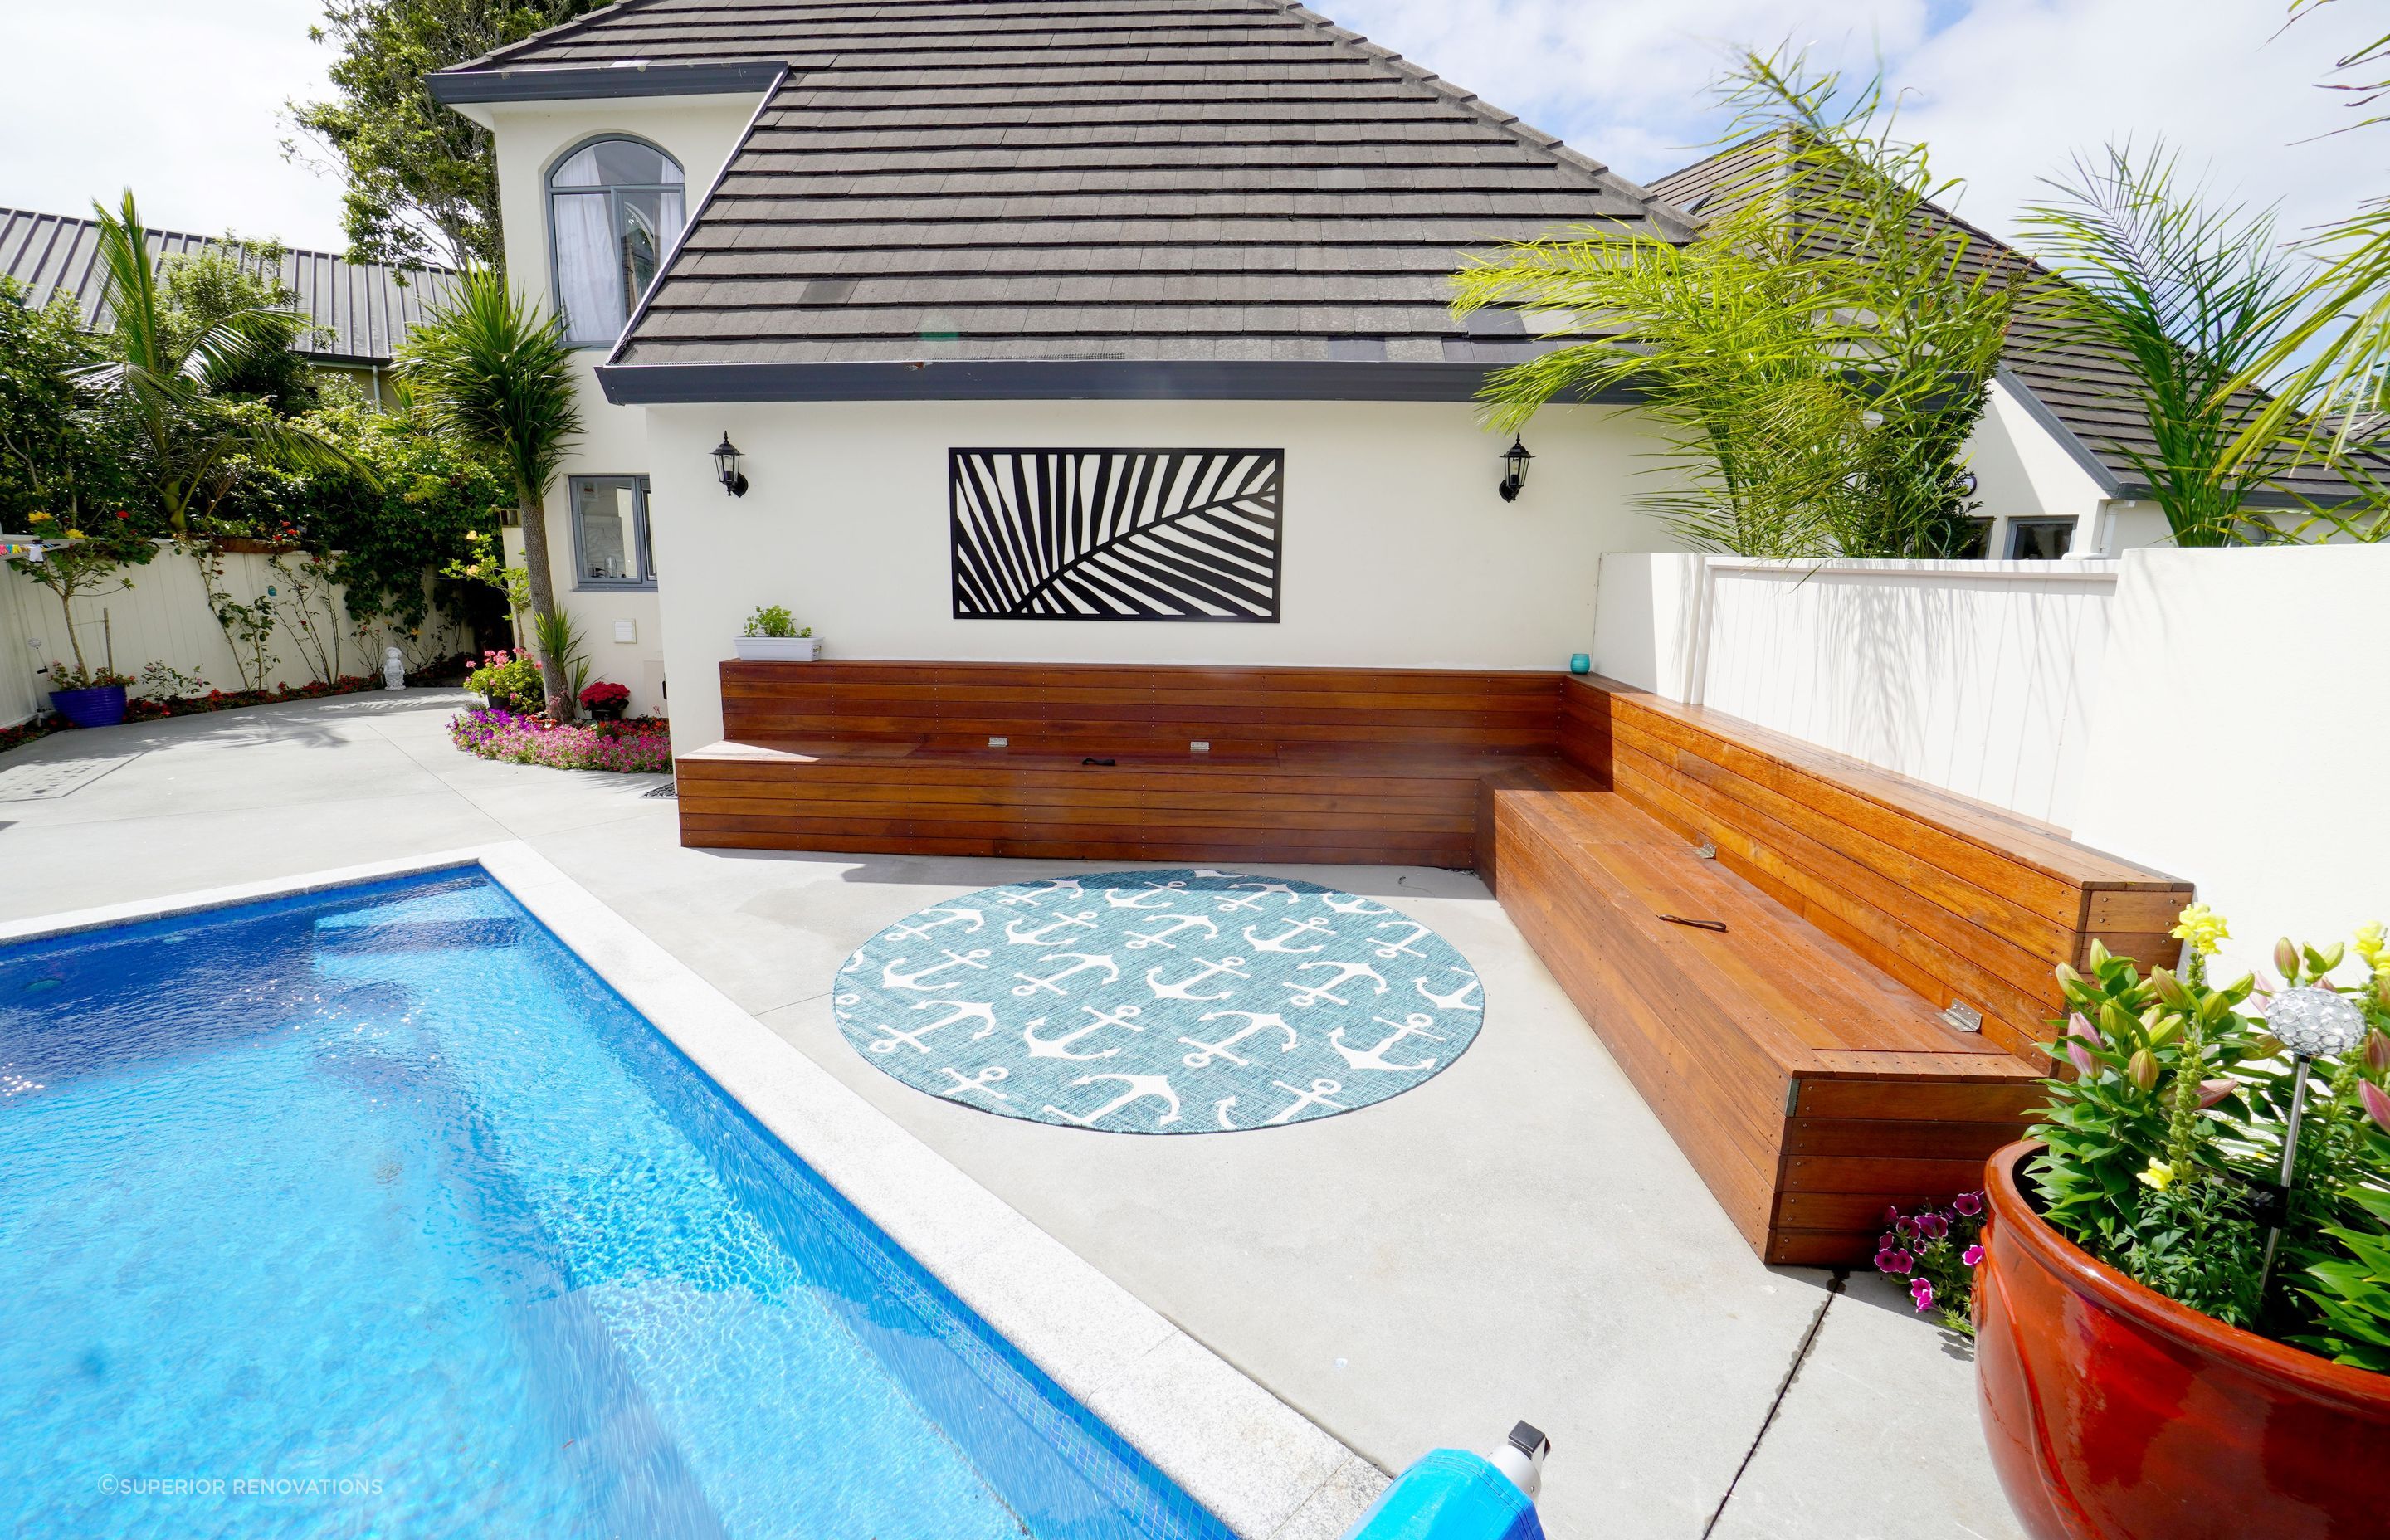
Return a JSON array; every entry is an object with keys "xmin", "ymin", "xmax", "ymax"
[
  {"xmin": 2138, "ymin": 1158, "xmax": 2175, "ymax": 1193},
  {"xmin": 2171, "ymin": 904, "xmax": 2230, "ymax": 958},
  {"xmin": 27, "ymin": 510, "xmax": 51, "ymax": 524},
  {"xmin": 2357, "ymin": 922, "xmax": 2388, "ymax": 972},
  {"xmin": 64, "ymin": 528, "xmax": 83, "ymax": 540}
]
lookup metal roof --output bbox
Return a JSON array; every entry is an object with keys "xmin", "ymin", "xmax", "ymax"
[
  {"xmin": 431, "ymin": 0, "xmax": 1691, "ymax": 402},
  {"xmin": 0, "ymin": 207, "xmax": 460, "ymax": 367}
]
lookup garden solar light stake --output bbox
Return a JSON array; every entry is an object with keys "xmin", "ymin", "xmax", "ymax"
[{"xmin": 2255, "ymin": 985, "xmax": 2368, "ymax": 1298}]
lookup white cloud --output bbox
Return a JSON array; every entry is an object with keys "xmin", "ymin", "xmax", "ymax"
[{"xmin": 2, "ymin": 0, "xmax": 345, "ymax": 248}]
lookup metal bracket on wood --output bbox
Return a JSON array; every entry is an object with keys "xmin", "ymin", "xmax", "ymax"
[{"xmin": 1941, "ymin": 1001, "xmax": 1984, "ymax": 1034}]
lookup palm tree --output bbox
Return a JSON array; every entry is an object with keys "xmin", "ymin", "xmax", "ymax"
[
  {"xmin": 76, "ymin": 191, "xmax": 353, "ymax": 534},
  {"xmin": 397, "ymin": 266, "xmax": 583, "ymax": 718}
]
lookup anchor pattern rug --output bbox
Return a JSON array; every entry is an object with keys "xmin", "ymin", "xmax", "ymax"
[{"xmin": 832, "ymin": 870, "xmax": 1484, "ymax": 1133}]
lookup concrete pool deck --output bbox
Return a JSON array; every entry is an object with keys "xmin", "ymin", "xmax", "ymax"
[{"xmin": 0, "ymin": 690, "xmax": 2027, "ymax": 1540}]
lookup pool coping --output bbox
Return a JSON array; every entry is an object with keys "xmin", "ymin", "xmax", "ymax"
[{"xmin": 0, "ymin": 843, "xmax": 1388, "ymax": 1540}]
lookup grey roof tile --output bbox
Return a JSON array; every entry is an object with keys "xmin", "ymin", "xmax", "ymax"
[{"xmin": 437, "ymin": 0, "xmax": 1680, "ymax": 374}]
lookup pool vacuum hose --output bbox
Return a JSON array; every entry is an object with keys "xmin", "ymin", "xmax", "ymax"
[{"xmin": 1341, "ymin": 1421, "xmax": 1549, "ymax": 1540}]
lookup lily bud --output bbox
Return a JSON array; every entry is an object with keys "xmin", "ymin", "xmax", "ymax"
[
  {"xmin": 2198, "ymin": 1079, "xmax": 2235, "ymax": 1108},
  {"xmin": 2151, "ymin": 968, "xmax": 2192, "ymax": 1010},
  {"xmin": 2089, "ymin": 938, "xmax": 2113, "ymax": 970},
  {"xmin": 2067, "ymin": 1040, "xmax": 2096, "ymax": 1079},
  {"xmin": 2198, "ymin": 990, "xmax": 2232, "ymax": 1023},
  {"xmin": 2102, "ymin": 1001, "xmax": 2138, "ymax": 1040},
  {"xmin": 2146, "ymin": 1014, "xmax": 2183, "ymax": 1046},
  {"xmin": 2276, "ymin": 938, "xmax": 2302, "ymax": 980},
  {"xmin": 2368, "ymin": 1031, "xmax": 2390, "ymax": 1075},
  {"xmin": 2055, "ymin": 962, "xmax": 2085, "ymax": 995},
  {"xmin": 2251, "ymin": 1034, "xmax": 2286, "ymax": 1060},
  {"xmin": 2314, "ymin": 943, "xmax": 2348, "ymax": 977},
  {"xmin": 2127, "ymin": 1049, "xmax": 2158, "ymax": 1092},
  {"xmin": 2067, "ymin": 1011, "xmax": 2099, "ymax": 1041},
  {"xmin": 2362, "ymin": 1080, "xmax": 2390, "ymax": 1137}
]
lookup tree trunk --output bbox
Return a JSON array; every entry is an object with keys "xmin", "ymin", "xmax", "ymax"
[{"xmin": 515, "ymin": 485, "xmax": 573, "ymax": 720}]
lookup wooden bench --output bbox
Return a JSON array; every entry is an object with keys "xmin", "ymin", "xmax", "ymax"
[
  {"xmin": 677, "ymin": 661, "xmax": 1567, "ymax": 867},
  {"xmin": 679, "ymin": 660, "xmax": 2192, "ymax": 1265}
]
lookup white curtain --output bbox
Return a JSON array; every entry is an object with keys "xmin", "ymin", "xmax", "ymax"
[{"xmin": 552, "ymin": 192, "xmax": 618, "ymax": 345}]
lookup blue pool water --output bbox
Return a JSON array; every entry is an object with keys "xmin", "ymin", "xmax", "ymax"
[{"xmin": 0, "ymin": 870, "xmax": 1232, "ymax": 1539}]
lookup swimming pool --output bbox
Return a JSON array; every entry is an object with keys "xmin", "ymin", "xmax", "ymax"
[{"xmin": 0, "ymin": 868, "xmax": 1236, "ymax": 1539}]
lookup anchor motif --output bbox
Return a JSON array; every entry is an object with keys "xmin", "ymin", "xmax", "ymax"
[
  {"xmin": 866, "ymin": 998, "xmax": 998, "ymax": 1055},
  {"xmin": 1321, "ymin": 892, "xmax": 1393, "ymax": 917},
  {"xmin": 1214, "ymin": 1096, "xmax": 1240, "ymax": 1129},
  {"xmin": 880, "ymin": 948, "xmax": 994, "ymax": 991},
  {"xmin": 1214, "ymin": 880, "xmax": 1302, "ymax": 913},
  {"xmin": 1043, "ymin": 1072, "xmax": 1183, "ymax": 1128},
  {"xmin": 1124, "ymin": 912, "xmax": 1219, "ymax": 950},
  {"xmin": 1103, "ymin": 882, "xmax": 1185, "ymax": 909},
  {"xmin": 1243, "ymin": 916, "xmax": 1334, "ymax": 954},
  {"xmin": 1282, "ymin": 959, "xmax": 1388, "ymax": 1007},
  {"xmin": 1023, "ymin": 1003, "xmax": 1144, "ymax": 1060},
  {"xmin": 1012, "ymin": 952, "xmax": 1120, "ymax": 997},
  {"xmin": 886, "ymin": 905, "xmax": 984, "ymax": 942},
  {"xmin": 1415, "ymin": 969, "xmax": 1483, "ymax": 1011},
  {"xmin": 934, "ymin": 1065, "xmax": 1012, "ymax": 1104},
  {"xmin": 1144, "ymin": 954, "xmax": 1251, "ymax": 1001},
  {"xmin": 997, "ymin": 878, "xmax": 1084, "ymax": 908},
  {"xmin": 1266, "ymin": 1078, "xmax": 1348, "ymax": 1124},
  {"xmin": 1370, "ymin": 919, "xmax": 1434, "ymax": 960},
  {"xmin": 1003, "ymin": 909, "xmax": 1098, "ymax": 946},
  {"xmin": 1178, "ymin": 1010, "xmax": 1300, "ymax": 1069},
  {"xmin": 1329, "ymin": 1012, "xmax": 1448, "ymax": 1073}
]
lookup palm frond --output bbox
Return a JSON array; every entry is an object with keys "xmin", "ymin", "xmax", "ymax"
[{"xmin": 396, "ymin": 267, "xmax": 583, "ymax": 502}]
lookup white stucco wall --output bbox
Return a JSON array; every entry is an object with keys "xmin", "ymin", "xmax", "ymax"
[
  {"xmin": 2070, "ymin": 544, "xmax": 2390, "ymax": 982},
  {"xmin": 479, "ymin": 90, "xmax": 768, "ymax": 718},
  {"xmin": 638, "ymin": 397, "xmax": 1673, "ymax": 748},
  {"xmin": 1965, "ymin": 377, "xmax": 2113, "ymax": 553}
]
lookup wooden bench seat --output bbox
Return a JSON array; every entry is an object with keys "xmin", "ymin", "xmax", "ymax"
[{"xmin": 1480, "ymin": 759, "xmax": 2043, "ymax": 1263}]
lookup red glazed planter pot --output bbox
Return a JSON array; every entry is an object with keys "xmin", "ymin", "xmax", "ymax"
[{"xmin": 1977, "ymin": 1141, "xmax": 2390, "ymax": 1540}]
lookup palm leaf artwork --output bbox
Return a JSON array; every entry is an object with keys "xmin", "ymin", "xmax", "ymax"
[{"xmin": 949, "ymin": 449, "xmax": 1283, "ymax": 621}]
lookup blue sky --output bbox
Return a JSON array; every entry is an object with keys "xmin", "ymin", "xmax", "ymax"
[{"xmin": 2, "ymin": 0, "xmax": 2380, "ymax": 258}]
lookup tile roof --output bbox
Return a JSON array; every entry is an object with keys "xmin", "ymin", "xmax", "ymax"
[
  {"xmin": 1647, "ymin": 144, "xmax": 2386, "ymax": 509},
  {"xmin": 0, "ymin": 207, "xmax": 458, "ymax": 368},
  {"xmin": 432, "ymin": 0, "xmax": 1690, "ymax": 399}
]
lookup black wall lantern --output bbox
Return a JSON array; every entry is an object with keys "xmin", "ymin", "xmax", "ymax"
[
  {"xmin": 713, "ymin": 432, "xmax": 749, "ymax": 498},
  {"xmin": 1497, "ymin": 435, "xmax": 1534, "ymax": 502}
]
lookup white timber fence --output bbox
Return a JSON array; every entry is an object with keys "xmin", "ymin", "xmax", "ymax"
[
  {"xmin": 1, "ymin": 542, "xmax": 472, "ymax": 727},
  {"xmin": 1592, "ymin": 547, "xmax": 2390, "ymax": 987}
]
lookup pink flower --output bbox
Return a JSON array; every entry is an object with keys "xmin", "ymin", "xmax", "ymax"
[
  {"xmin": 1884, "ymin": 1204, "xmax": 1901, "ymax": 1226},
  {"xmin": 1910, "ymin": 1279, "xmax": 1934, "ymax": 1312},
  {"xmin": 2067, "ymin": 1011, "xmax": 2099, "ymax": 1040},
  {"xmin": 1953, "ymin": 1192, "xmax": 1984, "ymax": 1217},
  {"xmin": 1962, "ymin": 1244, "xmax": 1985, "ymax": 1268},
  {"xmin": 2199, "ymin": 1079, "xmax": 2236, "ymax": 1109},
  {"xmin": 1915, "ymin": 1212, "xmax": 1949, "ymax": 1240},
  {"xmin": 2362, "ymin": 1080, "xmax": 2390, "ymax": 1137},
  {"xmin": 1875, "ymin": 1248, "xmax": 1914, "ymax": 1275},
  {"xmin": 2068, "ymin": 1040, "xmax": 2096, "ymax": 1078}
]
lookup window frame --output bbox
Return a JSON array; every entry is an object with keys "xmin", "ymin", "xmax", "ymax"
[
  {"xmin": 2006, "ymin": 517, "xmax": 2076, "ymax": 560},
  {"xmin": 568, "ymin": 475, "xmax": 656, "ymax": 591},
  {"xmin": 544, "ymin": 134, "xmax": 686, "ymax": 353}
]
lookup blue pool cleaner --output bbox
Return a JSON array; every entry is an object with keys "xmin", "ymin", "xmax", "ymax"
[{"xmin": 1343, "ymin": 1421, "xmax": 1550, "ymax": 1540}]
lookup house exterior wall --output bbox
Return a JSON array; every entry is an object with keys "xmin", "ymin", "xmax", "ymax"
[
  {"xmin": 1965, "ymin": 377, "xmax": 2114, "ymax": 553},
  {"xmin": 640, "ymin": 398, "xmax": 1672, "ymax": 748},
  {"xmin": 483, "ymin": 90, "xmax": 768, "ymax": 719}
]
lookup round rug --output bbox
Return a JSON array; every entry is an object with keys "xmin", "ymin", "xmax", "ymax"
[{"xmin": 832, "ymin": 870, "xmax": 1485, "ymax": 1133}]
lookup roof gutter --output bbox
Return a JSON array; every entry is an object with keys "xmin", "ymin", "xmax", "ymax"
[
  {"xmin": 427, "ymin": 60, "xmax": 786, "ymax": 105},
  {"xmin": 593, "ymin": 358, "xmax": 1639, "ymax": 407}
]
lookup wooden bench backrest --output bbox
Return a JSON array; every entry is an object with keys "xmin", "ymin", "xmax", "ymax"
[
  {"xmin": 720, "ymin": 660, "xmax": 1567, "ymax": 758},
  {"xmin": 1561, "ymin": 675, "xmax": 2191, "ymax": 1059}
]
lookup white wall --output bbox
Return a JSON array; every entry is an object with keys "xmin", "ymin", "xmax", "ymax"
[
  {"xmin": 2071, "ymin": 545, "xmax": 2390, "ymax": 982},
  {"xmin": 2, "ymin": 545, "xmax": 471, "ymax": 724},
  {"xmin": 479, "ymin": 91, "xmax": 766, "ymax": 722},
  {"xmin": 642, "ymin": 397, "xmax": 1675, "ymax": 748},
  {"xmin": 1593, "ymin": 553, "xmax": 2116, "ymax": 826}
]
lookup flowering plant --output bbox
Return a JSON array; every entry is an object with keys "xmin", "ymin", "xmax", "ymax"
[
  {"xmin": 1874, "ymin": 1192, "xmax": 1988, "ymax": 1333},
  {"xmin": 447, "ymin": 708, "xmax": 671, "ymax": 773},
  {"xmin": 2027, "ymin": 904, "xmax": 2390, "ymax": 1370},
  {"xmin": 464, "ymin": 649, "xmax": 543, "ymax": 713},
  {"xmin": 578, "ymin": 681, "xmax": 629, "ymax": 708},
  {"xmin": 41, "ymin": 661, "xmax": 135, "ymax": 692}
]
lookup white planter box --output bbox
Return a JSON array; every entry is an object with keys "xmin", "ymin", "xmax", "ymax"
[{"xmin": 734, "ymin": 636, "xmax": 820, "ymax": 661}]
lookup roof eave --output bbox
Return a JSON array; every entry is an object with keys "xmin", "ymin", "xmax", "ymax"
[
  {"xmin": 593, "ymin": 357, "xmax": 1641, "ymax": 407},
  {"xmin": 427, "ymin": 60, "xmax": 786, "ymax": 105}
]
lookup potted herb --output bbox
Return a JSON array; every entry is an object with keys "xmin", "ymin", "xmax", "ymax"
[
  {"xmin": 578, "ymin": 681, "xmax": 631, "ymax": 722},
  {"xmin": 43, "ymin": 662, "xmax": 134, "ymax": 728},
  {"xmin": 734, "ymin": 605, "xmax": 818, "ymax": 661},
  {"xmin": 1978, "ymin": 906, "xmax": 2390, "ymax": 1539}
]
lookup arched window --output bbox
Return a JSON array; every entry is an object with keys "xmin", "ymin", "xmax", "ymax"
[{"xmin": 547, "ymin": 138, "xmax": 685, "ymax": 347}]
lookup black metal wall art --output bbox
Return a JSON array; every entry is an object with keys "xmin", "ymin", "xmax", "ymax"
[{"xmin": 949, "ymin": 448, "xmax": 1283, "ymax": 621}]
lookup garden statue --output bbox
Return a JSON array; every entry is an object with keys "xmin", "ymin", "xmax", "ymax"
[{"xmin": 383, "ymin": 646, "xmax": 405, "ymax": 691}]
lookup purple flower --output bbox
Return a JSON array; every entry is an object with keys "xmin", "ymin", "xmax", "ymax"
[
  {"xmin": 1915, "ymin": 1212, "xmax": 1950, "ymax": 1240},
  {"xmin": 1884, "ymin": 1204, "xmax": 1901, "ymax": 1226},
  {"xmin": 1963, "ymin": 1244, "xmax": 1985, "ymax": 1268},
  {"xmin": 1910, "ymin": 1279, "xmax": 1935, "ymax": 1312},
  {"xmin": 1953, "ymin": 1192, "xmax": 1983, "ymax": 1217},
  {"xmin": 1875, "ymin": 1248, "xmax": 1914, "ymax": 1275}
]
